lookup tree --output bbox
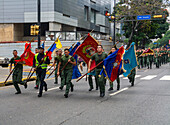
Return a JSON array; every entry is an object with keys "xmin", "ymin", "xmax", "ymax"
[
  {"xmin": 113, "ymin": 0, "xmax": 169, "ymax": 48},
  {"xmin": 158, "ymin": 30, "xmax": 170, "ymax": 46}
]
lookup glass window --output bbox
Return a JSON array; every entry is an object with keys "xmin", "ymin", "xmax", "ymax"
[
  {"xmin": 84, "ymin": 6, "xmax": 89, "ymax": 21},
  {"xmin": 91, "ymin": 9, "xmax": 96, "ymax": 24}
]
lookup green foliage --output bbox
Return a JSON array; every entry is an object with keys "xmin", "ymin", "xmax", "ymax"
[
  {"xmin": 158, "ymin": 30, "xmax": 170, "ymax": 46},
  {"xmin": 113, "ymin": 0, "xmax": 169, "ymax": 48}
]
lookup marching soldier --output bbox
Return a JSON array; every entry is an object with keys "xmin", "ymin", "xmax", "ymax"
[
  {"xmin": 136, "ymin": 49, "xmax": 141, "ymax": 69},
  {"xmin": 128, "ymin": 68, "xmax": 136, "ymax": 86},
  {"xmin": 9, "ymin": 50, "xmax": 27, "ymax": 94},
  {"xmin": 53, "ymin": 50, "xmax": 63, "ymax": 85},
  {"xmin": 57, "ymin": 48, "xmax": 76, "ymax": 98},
  {"xmin": 88, "ymin": 45, "xmax": 108, "ymax": 97},
  {"xmin": 33, "ymin": 47, "xmax": 50, "ymax": 97},
  {"xmin": 154, "ymin": 48, "xmax": 160, "ymax": 68},
  {"xmin": 108, "ymin": 46, "xmax": 120, "ymax": 91},
  {"xmin": 148, "ymin": 53, "xmax": 154, "ymax": 69},
  {"xmin": 34, "ymin": 48, "xmax": 40, "ymax": 89},
  {"xmin": 141, "ymin": 49, "xmax": 144, "ymax": 68}
]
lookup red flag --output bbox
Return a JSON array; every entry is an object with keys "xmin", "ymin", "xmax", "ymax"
[
  {"xmin": 16, "ymin": 43, "xmax": 35, "ymax": 66},
  {"xmin": 73, "ymin": 34, "xmax": 99, "ymax": 70},
  {"xmin": 110, "ymin": 46, "xmax": 125, "ymax": 82},
  {"xmin": 142, "ymin": 48, "xmax": 154, "ymax": 55}
]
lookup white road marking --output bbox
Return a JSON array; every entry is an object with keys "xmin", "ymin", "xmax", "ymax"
[
  {"xmin": 37, "ymin": 87, "xmax": 59, "ymax": 93},
  {"xmin": 123, "ymin": 75, "xmax": 141, "ymax": 79},
  {"xmin": 140, "ymin": 75, "xmax": 157, "ymax": 80},
  {"xmin": 110, "ymin": 87, "xmax": 129, "ymax": 96},
  {"xmin": 160, "ymin": 75, "xmax": 170, "ymax": 80}
]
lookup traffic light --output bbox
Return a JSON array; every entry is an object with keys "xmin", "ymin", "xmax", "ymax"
[
  {"xmin": 30, "ymin": 25, "xmax": 35, "ymax": 36},
  {"xmin": 30, "ymin": 25, "xmax": 40, "ymax": 36},
  {"xmin": 111, "ymin": 16, "xmax": 115, "ymax": 19},
  {"xmin": 34, "ymin": 25, "xmax": 40, "ymax": 35}
]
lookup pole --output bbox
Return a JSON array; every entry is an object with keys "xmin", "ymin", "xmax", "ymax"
[
  {"xmin": 113, "ymin": 0, "xmax": 116, "ymax": 45},
  {"xmin": 38, "ymin": 0, "xmax": 41, "ymax": 47},
  {"xmin": 76, "ymin": 61, "xmax": 104, "ymax": 82}
]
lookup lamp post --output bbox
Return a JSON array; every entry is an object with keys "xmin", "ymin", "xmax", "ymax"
[
  {"xmin": 113, "ymin": 0, "xmax": 116, "ymax": 45},
  {"xmin": 37, "ymin": 0, "xmax": 41, "ymax": 47}
]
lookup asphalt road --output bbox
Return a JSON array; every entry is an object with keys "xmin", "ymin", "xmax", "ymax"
[{"xmin": 0, "ymin": 64, "xmax": 170, "ymax": 125}]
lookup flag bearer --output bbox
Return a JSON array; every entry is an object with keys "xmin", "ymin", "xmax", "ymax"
[
  {"xmin": 108, "ymin": 46, "xmax": 120, "ymax": 91},
  {"xmin": 34, "ymin": 48, "xmax": 40, "ymax": 89},
  {"xmin": 33, "ymin": 47, "xmax": 50, "ymax": 97},
  {"xmin": 128, "ymin": 68, "xmax": 136, "ymax": 86},
  {"xmin": 88, "ymin": 45, "xmax": 108, "ymax": 97},
  {"xmin": 9, "ymin": 50, "xmax": 27, "ymax": 94},
  {"xmin": 57, "ymin": 48, "xmax": 76, "ymax": 98},
  {"xmin": 53, "ymin": 49, "xmax": 63, "ymax": 85}
]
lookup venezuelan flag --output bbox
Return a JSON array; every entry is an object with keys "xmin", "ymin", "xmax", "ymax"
[{"xmin": 46, "ymin": 38, "xmax": 62, "ymax": 60}]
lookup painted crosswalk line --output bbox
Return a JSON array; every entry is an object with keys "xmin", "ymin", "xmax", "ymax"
[
  {"xmin": 140, "ymin": 75, "xmax": 157, "ymax": 80},
  {"xmin": 159, "ymin": 75, "xmax": 170, "ymax": 80}
]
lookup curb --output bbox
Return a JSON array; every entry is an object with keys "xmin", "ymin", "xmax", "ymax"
[{"xmin": 0, "ymin": 76, "xmax": 37, "ymax": 87}]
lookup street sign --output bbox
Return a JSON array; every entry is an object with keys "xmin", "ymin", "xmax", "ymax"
[{"xmin": 137, "ymin": 15, "xmax": 151, "ymax": 20}]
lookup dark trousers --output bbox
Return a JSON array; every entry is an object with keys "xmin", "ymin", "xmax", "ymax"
[
  {"xmin": 37, "ymin": 68, "xmax": 47, "ymax": 94},
  {"xmin": 88, "ymin": 75, "xmax": 98, "ymax": 89},
  {"xmin": 149, "ymin": 61, "xmax": 152, "ymax": 69},
  {"xmin": 12, "ymin": 70, "xmax": 24, "ymax": 92}
]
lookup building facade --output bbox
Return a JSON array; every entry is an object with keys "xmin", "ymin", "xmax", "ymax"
[{"xmin": 0, "ymin": 0, "xmax": 111, "ymax": 42}]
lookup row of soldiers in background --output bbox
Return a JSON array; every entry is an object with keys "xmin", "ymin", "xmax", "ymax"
[{"xmin": 136, "ymin": 47, "xmax": 170, "ymax": 69}]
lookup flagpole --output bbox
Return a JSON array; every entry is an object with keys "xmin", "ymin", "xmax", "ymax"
[
  {"xmin": 4, "ymin": 39, "xmax": 34, "ymax": 84},
  {"xmin": 46, "ymin": 43, "xmax": 76, "ymax": 72},
  {"xmin": 47, "ymin": 30, "xmax": 94, "ymax": 79},
  {"xmin": 46, "ymin": 43, "xmax": 76, "ymax": 79},
  {"xmin": 59, "ymin": 29, "xmax": 94, "ymax": 72},
  {"xmin": 46, "ymin": 40, "xmax": 82, "ymax": 79},
  {"xmin": 25, "ymin": 36, "xmax": 60, "ymax": 84},
  {"xmin": 76, "ymin": 60, "xmax": 104, "ymax": 82}
]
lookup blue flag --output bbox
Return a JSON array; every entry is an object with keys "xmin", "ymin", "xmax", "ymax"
[
  {"xmin": 123, "ymin": 42, "xmax": 138, "ymax": 77},
  {"xmin": 100, "ymin": 46, "xmax": 125, "ymax": 82},
  {"xmin": 69, "ymin": 42, "xmax": 82, "ymax": 79}
]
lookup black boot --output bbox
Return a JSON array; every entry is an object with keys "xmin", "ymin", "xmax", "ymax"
[
  {"xmin": 108, "ymin": 87, "xmax": 113, "ymax": 91},
  {"xmin": 100, "ymin": 92, "xmax": 105, "ymax": 97},
  {"xmin": 89, "ymin": 86, "xmax": 94, "ymax": 91},
  {"xmin": 38, "ymin": 93, "xmax": 42, "ymax": 97},
  {"xmin": 59, "ymin": 86, "xmax": 63, "ymax": 90},
  {"xmin": 64, "ymin": 94, "xmax": 68, "ymax": 98},
  {"xmin": 44, "ymin": 85, "xmax": 48, "ymax": 91},
  {"xmin": 71, "ymin": 84, "xmax": 74, "ymax": 92},
  {"xmin": 24, "ymin": 83, "xmax": 27, "ymax": 89},
  {"xmin": 117, "ymin": 84, "xmax": 120, "ymax": 90},
  {"xmin": 15, "ymin": 91, "xmax": 21, "ymax": 94}
]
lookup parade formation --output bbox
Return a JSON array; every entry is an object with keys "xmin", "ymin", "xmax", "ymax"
[{"xmin": 5, "ymin": 33, "xmax": 170, "ymax": 99}]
